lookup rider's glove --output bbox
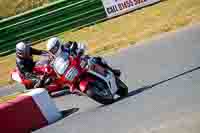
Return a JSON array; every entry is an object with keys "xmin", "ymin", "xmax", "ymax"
[{"xmin": 76, "ymin": 42, "xmax": 86, "ymax": 56}]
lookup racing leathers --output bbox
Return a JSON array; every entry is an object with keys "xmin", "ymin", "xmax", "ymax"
[
  {"xmin": 16, "ymin": 47, "xmax": 49, "ymax": 88},
  {"xmin": 60, "ymin": 41, "xmax": 121, "ymax": 77}
]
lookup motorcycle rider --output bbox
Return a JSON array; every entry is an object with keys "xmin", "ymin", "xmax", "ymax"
[
  {"xmin": 16, "ymin": 42, "xmax": 51, "ymax": 89},
  {"xmin": 46, "ymin": 37, "xmax": 121, "ymax": 77}
]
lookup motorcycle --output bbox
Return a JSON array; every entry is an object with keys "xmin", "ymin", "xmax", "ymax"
[
  {"xmin": 10, "ymin": 54, "xmax": 64, "ymax": 93},
  {"xmin": 11, "ymin": 52, "xmax": 128, "ymax": 104}
]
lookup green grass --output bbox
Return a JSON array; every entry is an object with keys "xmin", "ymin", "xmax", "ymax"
[
  {"xmin": 0, "ymin": 0, "xmax": 48, "ymax": 17},
  {"xmin": 0, "ymin": 0, "xmax": 200, "ymax": 87}
]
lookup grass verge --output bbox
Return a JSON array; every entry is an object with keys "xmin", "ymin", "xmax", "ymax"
[
  {"xmin": 0, "ymin": 0, "xmax": 48, "ymax": 17},
  {"xmin": 0, "ymin": 92, "xmax": 22, "ymax": 104},
  {"xmin": 0, "ymin": 0, "xmax": 200, "ymax": 87}
]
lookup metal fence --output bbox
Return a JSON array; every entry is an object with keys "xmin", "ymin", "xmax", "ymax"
[{"xmin": 0, "ymin": 0, "xmax": 106, "ymax": 56}]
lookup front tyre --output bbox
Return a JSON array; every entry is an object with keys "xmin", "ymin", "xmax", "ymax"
[
  {"xmin": 86, "ymin": 82, "xmax": 114, "ymax": 105},
  {"xmin": 116, "ymin": 78, "xmax": 128, "ymax": 97}
]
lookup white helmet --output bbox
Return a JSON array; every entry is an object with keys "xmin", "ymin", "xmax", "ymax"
[
  {"xmin": 16, "ymin": 42, "xmax": 31, "ymax": 58},
  {"xmin": 47, "ymin": 37, "xmax": 62, "ymax": 56}
]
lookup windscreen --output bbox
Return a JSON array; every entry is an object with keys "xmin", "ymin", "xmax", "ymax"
[{"xmin": 53, "ymin": 52, "xmax": 70, "ymax": 75}]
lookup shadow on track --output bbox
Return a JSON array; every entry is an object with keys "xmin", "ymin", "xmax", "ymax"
[
  {"xmin": 60, "ymin": 108, "xmax": 80, "ymax": 118},
  {"xmin": 51, "ymin": 90, "xmax": 72, "ymax": 98},
  {"xmin": 116, "ymin": 66, "xmax": 200, "ymax": 102},
  {"xmin": 33, "ymin": 108, "xmax": 79, "ymax": 132}
]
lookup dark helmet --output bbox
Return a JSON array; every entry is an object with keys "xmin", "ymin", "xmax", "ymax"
[{"xmin": 16, "ymin": 42, "xmax": 31, "ymax": 58}]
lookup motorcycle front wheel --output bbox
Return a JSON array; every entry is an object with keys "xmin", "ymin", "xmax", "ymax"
[
  {"xmin": 116, "ymin": 78, "xmax": 128, "ymax": 97},
  {"xmin": 86, "ymin": 81, "xmax": 114, "ymax": 105}
]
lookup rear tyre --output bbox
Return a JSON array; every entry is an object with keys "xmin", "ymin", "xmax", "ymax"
[{"xmin": 86, "ymin": 82, "xmax": 114, "ymax": 105}]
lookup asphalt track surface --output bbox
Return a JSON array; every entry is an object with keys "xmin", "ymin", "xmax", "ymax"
[{"xmin": 1, "ymin": 24, "xmax": 200, "ymax": 133}]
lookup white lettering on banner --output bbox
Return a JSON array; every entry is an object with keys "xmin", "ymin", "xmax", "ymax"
[{"xmin": 101, "ymin": 0, "xmax": 160, "ymax": 18}]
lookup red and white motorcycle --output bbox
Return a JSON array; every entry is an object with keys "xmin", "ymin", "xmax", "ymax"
[{"xmin": 11, "ymin": 52, "xmax": 128, "ymax": 104}]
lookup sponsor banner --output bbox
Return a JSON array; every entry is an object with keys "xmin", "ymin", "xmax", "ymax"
[{"xmin": 101, "ymin": 0, "xmax": 160, "ymax": 18}]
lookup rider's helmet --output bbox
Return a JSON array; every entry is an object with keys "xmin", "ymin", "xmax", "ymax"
[
  {"xmin": 16, "ymin": 42, "xmax": 31, "ymax": 58},
  {"xmin": 46, "ymin": 37, "xmax": 62, "ymax": 56}
]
